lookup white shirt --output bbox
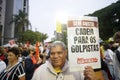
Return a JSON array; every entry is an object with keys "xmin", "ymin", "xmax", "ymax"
[
  {"xmin": 39, "ymin": 46, "xmax": 44, "ymax": 54},
  {"xmin": 0, "ymin": 60, "xmax": 6, "ymax": 74},
  {"xmin": 104, "ymin": 49, "xmax": 114, "ymax": 64}
]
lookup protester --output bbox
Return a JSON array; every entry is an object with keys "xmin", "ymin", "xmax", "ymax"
[
  {"xmin": 25, "ymin": 47, "xmax": 42, "ymax": 80},
  {"xmin": 0, "ymin": 46, "xmax": 8, "ymax": 65},
  {"xmin": 31, "ymin": 41, "xmax": 96, "ymax": 80},
  {"xmin": 103, "ymin": 43, "xmax": 114, "ymax": 79},
  {"xmin": 0, "ymin": 59, "xmax": 6, "ymax": 74},
  {"xmin": 22, "ymin": 47, "xmax": 29, "ymax": 57},
  {"xmin": 113, "ymin": 31, "xmax": 120, "ymax": 80},
  {"xmin": 0, "ymin": 47, "xmax": 25, "ymax": 80},
  {"xmin": 40, "ymin": 45, "xmax": 49, "ymax": 63},
  {"xmin": 100, "ymin": 42, "xmax": 113, "ymax": 80}
]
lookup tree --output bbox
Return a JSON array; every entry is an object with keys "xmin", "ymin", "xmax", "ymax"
[
  {"xmin": 11, "ymin": 10, "xmax": 31, "ymax": 38},
  {"xmin": 34, "ymin": 31, "xmax": 48, "ymax": 43},
  {"xmin": 18, "ymin": 30, "xmax": 48, "ymax": 44},
  {"xmin": 88, "ymin": 0, "xmax": 120, "ymax": 40},
  {"xmin": 61, "ymin": 30, "xmax": 67, "ymax": 46}
]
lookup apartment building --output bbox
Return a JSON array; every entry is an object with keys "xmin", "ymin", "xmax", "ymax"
[{"xmin": 0, "ymin": 0, "xmax": 29, "ymax": 45}]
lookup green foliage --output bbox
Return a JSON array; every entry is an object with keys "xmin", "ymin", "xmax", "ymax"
[
  {"xmin": 18, "ymin": 30, "xmax": 48, "ymax": 44},
  {"xmin": 11, "ymin": 10, "xmax": 49, "ymax": 44},
  {"xmin": 11, "ymin": 10, "xmax": 31, "ymax": 38},
  {"xmin": 88, "ymin": 0, "xmax": 120, "ymax": 40},
  {"xmin": 61, "ymin": 30, "xmax": 67, "ymax": 46}
]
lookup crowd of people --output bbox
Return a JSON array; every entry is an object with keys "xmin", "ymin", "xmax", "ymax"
[
  {"xmin": 100, "ymin": 31, "xmax": 120, "ymax": 80},
  {"xmin": 0, "ymin": 31, "xmax": 120, "ymax": 80}
]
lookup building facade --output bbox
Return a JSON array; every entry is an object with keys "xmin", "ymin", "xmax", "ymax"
[
  {"xmin": 0, "ymin": 0, "xmax": 6, "ymax": 45},
  {"xmin": 0, "ymin": 0, "xmax": 29, "ymax": 45}
]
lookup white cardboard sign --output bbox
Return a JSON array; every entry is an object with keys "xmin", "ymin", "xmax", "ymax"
[{"xmin": 67, "ymin": 16, "xmax": 101, "ymax": 71}]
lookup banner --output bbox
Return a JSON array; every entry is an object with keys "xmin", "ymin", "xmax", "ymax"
[
  {"xmin": 67, "ymin": 16, "xmax": 101, "ymax": 71},
  {"xmin": 36, "ymin": 41, "xmax": 40, "ymax": 61},
  {"xmin": 56, "ymin": 21, "xmax": 62, "ymax": 33}
]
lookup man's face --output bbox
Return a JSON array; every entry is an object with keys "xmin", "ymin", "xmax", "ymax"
[{"xmin": 50, "ymin": 45, "xmax": 67, "ymax": 68}]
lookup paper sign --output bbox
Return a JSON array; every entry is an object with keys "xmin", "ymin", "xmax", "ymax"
[{"xmin": 67, "ymin": 16, "xmax": 101, "ymax": 71}]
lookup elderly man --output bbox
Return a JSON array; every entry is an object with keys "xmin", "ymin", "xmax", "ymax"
[{"xmin": 31, "ymin": 41, "xmax": 96, "ymax": 80}]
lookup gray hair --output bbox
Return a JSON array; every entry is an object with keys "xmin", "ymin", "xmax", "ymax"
[{"xmin": 49, "ymin": 41, "xmax": 66, "ymax": 52}]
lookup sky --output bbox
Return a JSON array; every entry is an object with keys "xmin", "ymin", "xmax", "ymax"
[{"xmin": 29, "ymin": 0, "xmax": 118, "ymax": 42}]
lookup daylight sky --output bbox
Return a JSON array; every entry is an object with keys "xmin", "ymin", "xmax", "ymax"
[{"xmin": 29, "ymin": 0, "xmax": 118, "ymax": 42}]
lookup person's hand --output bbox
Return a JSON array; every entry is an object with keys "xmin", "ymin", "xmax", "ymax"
[{"xmin": 84, "ymin": 66, "xmax": 96, "ymax": 80}]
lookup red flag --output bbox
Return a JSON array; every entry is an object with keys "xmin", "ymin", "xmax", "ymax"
[{"xmin": 36, "ymin": 41, "xmax": 39, "ymax": 61}]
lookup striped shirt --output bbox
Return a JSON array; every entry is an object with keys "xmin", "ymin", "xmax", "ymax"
[{"xmin": 0, "ymin": 62, "xmax": 25, "ymax": 80}]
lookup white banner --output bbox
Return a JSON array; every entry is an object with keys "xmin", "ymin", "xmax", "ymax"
[{"xmin": 67, "ymin": 16, "xmax": 101, "ymax": 71}]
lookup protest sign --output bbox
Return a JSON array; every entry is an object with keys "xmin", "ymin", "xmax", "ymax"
[{"xmin": 67, "ymin": 16, "xmax": 101, "ymax": 71}]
